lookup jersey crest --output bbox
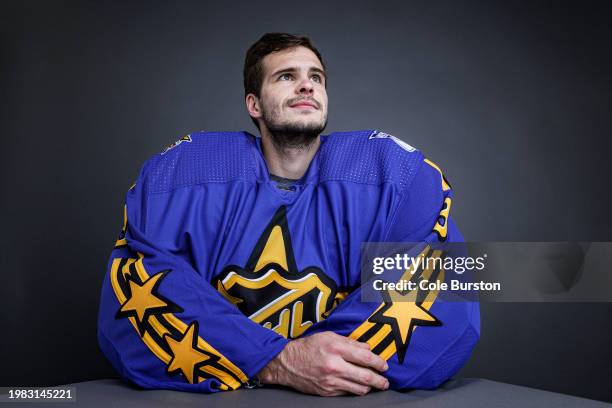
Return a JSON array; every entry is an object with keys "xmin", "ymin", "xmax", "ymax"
[{"xmin": 215, "ymin": 206, "xmax": 339, "ymax": 339}]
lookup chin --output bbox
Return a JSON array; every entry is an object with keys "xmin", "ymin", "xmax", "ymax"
[
  {"xmin": 293, "ymin": 115, "xmax": 325, "ymax": 126},
  {"xmin": 296, "ymin": 122, "xmax": 326, "ymax": 132}
]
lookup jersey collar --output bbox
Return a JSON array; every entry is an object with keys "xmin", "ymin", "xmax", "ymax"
[{"xmin": 248, "ymin": 131, "xmax": 328, "ymax": 185}]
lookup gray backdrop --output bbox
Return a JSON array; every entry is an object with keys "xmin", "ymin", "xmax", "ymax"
[{"xmin": 2, "ymin": 0, "xmax": 612, "ymax": 403}]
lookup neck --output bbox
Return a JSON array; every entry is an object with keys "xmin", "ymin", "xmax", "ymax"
[{"xmin": 260, "ymin": 128, "xmax": 321, "ymax": 180}]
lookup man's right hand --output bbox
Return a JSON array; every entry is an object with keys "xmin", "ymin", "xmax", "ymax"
[{"xmin": 257, "ymin": 331, "xmax": 390, "ymax": 396}]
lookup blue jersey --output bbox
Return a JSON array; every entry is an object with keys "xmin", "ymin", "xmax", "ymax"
[{"xmin": 97, "ymin": 130, "xmax": 480, "ymax": 392}]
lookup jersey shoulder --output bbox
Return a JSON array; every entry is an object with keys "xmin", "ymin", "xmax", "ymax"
[
  {"xmin": 319, "ymin": 129, "xmax": 425, "ymax": 191},
  {"xmin": 143, "ymin": 131, "xmax": 259, "ymax": 194}
]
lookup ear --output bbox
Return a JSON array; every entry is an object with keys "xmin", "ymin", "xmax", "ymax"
[{"xmin": 245, "ymin": 93, "xmax": 262, "ymax": 119}]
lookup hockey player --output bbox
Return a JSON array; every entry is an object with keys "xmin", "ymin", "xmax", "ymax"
[{"xmin": 98, "ymin": 32, "xmax": 480, "ymax": 396}]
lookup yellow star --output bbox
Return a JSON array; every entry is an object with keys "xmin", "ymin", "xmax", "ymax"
[
  {"xmin": 120, "ymin": 273, "xmax": 168, "ymax": 323},
  {"xmin": 370, "ymin": 287, "xmax": 441, "ymax": 363},
  {"xmin": 165, "ymin": 323, "xmax": 211, "ymax": 384},
  {"xmin": 381, "ymin": 294, "xmax": 438, "ymax": 344}
]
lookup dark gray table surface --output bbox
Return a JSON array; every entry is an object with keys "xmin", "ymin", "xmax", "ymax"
[{"xmin": 2, "ymin": 378, "xmax": 610, "ymax": 407}]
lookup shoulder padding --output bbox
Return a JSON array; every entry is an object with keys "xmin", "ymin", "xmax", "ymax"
[
  {"xmin": 319, "ymin": 130, "xmax": 424, "ymax": 192},
  {"xmin": 145, "ymin": 131, "xmax": 259, "ymax": 193}
]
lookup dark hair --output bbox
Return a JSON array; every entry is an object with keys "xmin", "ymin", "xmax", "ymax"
[{"xmin": 243, "ymin": 32, "xmax": 326, "ymax": 129}]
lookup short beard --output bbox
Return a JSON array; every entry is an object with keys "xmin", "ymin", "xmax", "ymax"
[{"xmin": 262, "ymin": 107, "xmax": 327, "ymax": 151}]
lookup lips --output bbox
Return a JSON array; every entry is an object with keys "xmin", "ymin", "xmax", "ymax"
[{"xmin": 289, "ymin": 100, "xmax": 318, "ymax": 109}]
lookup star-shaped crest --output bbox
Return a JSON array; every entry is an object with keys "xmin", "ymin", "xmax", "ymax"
[{"xmin": 215, "ymin": 206, "xmax": 338, "ymax": 338}]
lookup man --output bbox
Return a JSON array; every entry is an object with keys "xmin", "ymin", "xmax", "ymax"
[{"xmin": 98, "ymin": 33, "xmax": 480, "ymax": 396}]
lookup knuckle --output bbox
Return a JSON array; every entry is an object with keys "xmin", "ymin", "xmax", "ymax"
[
  {"xmin": 325, "ymin": 343, "xmax": 338, "ymax": 354},
  {"xmin": 322, "ymin": 360, "xmax": 339, "ymax": 375}
]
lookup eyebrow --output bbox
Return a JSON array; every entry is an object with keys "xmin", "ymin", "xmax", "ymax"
[{"xmin": 270, "ymin": 66, "xmax": 326, "ymax": 79}]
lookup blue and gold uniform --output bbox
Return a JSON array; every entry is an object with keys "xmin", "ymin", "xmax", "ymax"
[{"xmin": 97, "ymin": 130, "xmax": 480, "ymax": 392}]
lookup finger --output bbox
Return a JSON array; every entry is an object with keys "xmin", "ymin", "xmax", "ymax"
[
  {"xmin": 339, "ymin": 362, "xmax": 389, "ymax": 390},
  {"xmin": 344, "ymin": 337, "xmax": 371, "ymax": 350},
  {"xmin": 340, "ymin": 345, "xmax": 389, "ymax": 372},
  {"xmin": 319, "ymin": 389, "xmax": 347, "ymax": 397},
  {"xmin": 326, "ymin": 332, "xmax": 370, "ymax": 351},
  {"xmin": 327, "ymin": 377, "xmax": 372, "ymax": 396}
]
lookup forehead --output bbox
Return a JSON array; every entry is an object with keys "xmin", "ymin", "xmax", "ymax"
[{"xmin": 261, "ymin": 46, "xmax": 324, "ymax": 77}]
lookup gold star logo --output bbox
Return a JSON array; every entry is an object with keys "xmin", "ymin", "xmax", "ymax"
[
  {"xmin": 164, "ymin": 322, "xmax": 217, "ymax": 384},
  {"xmin": 369, "ymin": 287, "xmax": 441, "ymax": 363},
  {"xmin": 116, "ymin": 272, "xmax": 180, "ymax": 336},
  {"xmin": 214, "ymin": 206, "xmax": 337, "ymax": 339}
]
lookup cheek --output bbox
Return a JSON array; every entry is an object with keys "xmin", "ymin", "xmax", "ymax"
[
  {"xmin": 318, "ymin": 89, "xmax": 328, "ymax": 106},
  {"xmin": 260, "ymin": 95, "xmax": 277, "ymax": 113},
  {"xmin": 319, "ymin": 96, "xmax": 329, "ymax": 112},
  {"xmin": 264, "ymin": 92, "xmax": 284, "ymax": 109}
]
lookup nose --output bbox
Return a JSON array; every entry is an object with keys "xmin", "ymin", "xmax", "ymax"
[{"xmin": 296, "ymin": 76, "xmax": 314, "ymax": 95}]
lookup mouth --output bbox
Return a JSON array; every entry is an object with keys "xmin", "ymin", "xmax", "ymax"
[{"xmin": 289, "ymin": 100, "xmax": 318, "ymax": 109}]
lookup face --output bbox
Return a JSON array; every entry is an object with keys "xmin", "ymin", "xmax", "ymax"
[{"xmin": 247, "ymin": 46, "xmax": 328, "ymax": 148}]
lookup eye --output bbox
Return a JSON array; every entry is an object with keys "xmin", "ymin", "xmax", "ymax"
[
  {"xmin": 311, "ymin": 74, "xmax": 322, "ymax": 83},
  {"xmin": 279, "ymin": 73, "xmax": 293, "ymax": 81}
]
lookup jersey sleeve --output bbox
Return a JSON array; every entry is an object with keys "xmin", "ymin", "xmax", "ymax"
[
  {"xmin": 97, "ymin": 159, "xmax": 288, "ymax": 393},
  {"xmin": 304, "ymin": 158, "xmax": 480, "ymax": 390}
]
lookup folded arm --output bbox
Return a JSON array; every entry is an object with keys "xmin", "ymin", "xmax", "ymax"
[
  {"xmin": 258, "ymin": 158, "xmax": 480, "ymax": 392},
  {"xmin": 98, "ymin": 160, "xmax": 288, "ymax": 393}
]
